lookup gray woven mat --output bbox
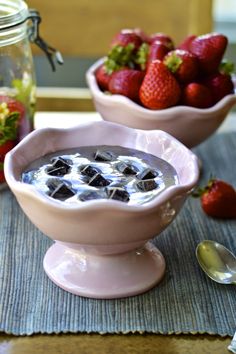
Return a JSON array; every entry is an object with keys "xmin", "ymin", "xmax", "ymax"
[{"xmin": 0, "ymin": 132, "xmax": 235, "ymax": 336}]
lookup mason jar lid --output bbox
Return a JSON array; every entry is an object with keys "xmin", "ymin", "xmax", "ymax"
[{"xmin": 0, "ymin": 0, "xmax": 29, "ymax": 30}]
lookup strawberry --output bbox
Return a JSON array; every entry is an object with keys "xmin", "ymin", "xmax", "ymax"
[
  {"xmin": 111, "ymin": 29, "xmax": 143, "ymax": 51},
  {"xmin": 148, "ymin": 40, "xmax": 170, "ymax": 66},
  {"xmin": 108, "ymin": 69, "xmax": 145, "ymax": 102},
  {"xmin": 133, "ymin": 28, "xmax": 150, "ymax": 43},
  {"xmin": 0, "ymin": 140, "xmax": 15, "ymax": 183},
  {"xmin": 177, "ymin": 35, "xmax": 196, "ymax": 51},
  {"xmin": 203, "ymin": 61, "xmax": 235, "ymax": 104},
  {"xmin": 189, "ymin": 33, "xmax": 228, "ymax": 74},
  {"xmin": 0, "ymin": 95, "xmax": 25, "ymax": 121},
  {"xmin": 139, "ymin": 60, "xmax": 181, "ymax": 109},
  {"xmin": 95, "ymin": 64, "xmax": 112, "ymax": 91},
  {"xmin": 204, "ymin": 73, "xmax": 234, "ymax": 104},
  {"xmin": 163, "ymin": 49, "xmax": 199, "ymax": 83},
  {"xmin": 0, "ymin": 169, "xmax": 5, "ymax": 183},
  {"xmin": 193, "ymin": 178, "xmax": 236, "ymax": 219},
  {"xmin": 181, "ymin": 82, "xmax": 213, "ymax": 108},
  {"xmin": 149, "ymin": 32, "xmax": 174, "ymax": 49},
  {"xmin": 0, "ymin": 140, "xmax": 15, "ymax": 162},
  {"xmin": 105, "ymin": 43, "xmax": 137, "ymax": 74}
]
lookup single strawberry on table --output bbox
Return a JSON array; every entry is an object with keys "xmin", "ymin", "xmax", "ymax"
[
  {"xmin": 193, "ymin": 178, "xmax": 236, "ymax": 219},
  {"xmin": 139, "ymin": 59, "xmax": 181, "ymax": 109}
]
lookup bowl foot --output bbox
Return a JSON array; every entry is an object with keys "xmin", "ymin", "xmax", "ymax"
[{"xmin": 43, "ymin": 241, "xmax": 166, "ymax": 299}]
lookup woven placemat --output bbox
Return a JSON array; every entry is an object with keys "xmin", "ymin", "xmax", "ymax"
[{"xmin": 0, "ymin": 132, "xmax": 235, "ymax": 336}]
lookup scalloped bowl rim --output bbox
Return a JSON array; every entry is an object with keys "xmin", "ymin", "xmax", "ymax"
[
  {"xmin": 4, "ymin": 121, "xmax": 199, "ymax": 213},
  {"xmin": 86, "ymin": 57, "xmax": 236, "ymax": 121}
]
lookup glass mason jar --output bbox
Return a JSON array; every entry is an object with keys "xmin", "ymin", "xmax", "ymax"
[
  {"xmin": 0, "ymin": 1, "xmax": 62, "ymax": 186},
  {"xmin": 0, "ymin": 0, "xmax": 36, "ymax": 183}
]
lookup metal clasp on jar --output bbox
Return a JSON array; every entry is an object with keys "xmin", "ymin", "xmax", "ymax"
[{"xmin": 27, "ymin": 9, "xmax": 64, "ymax": 72}]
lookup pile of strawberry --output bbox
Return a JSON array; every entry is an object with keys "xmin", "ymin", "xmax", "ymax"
[{"xmin": 95, "ymin": 29, "xmax": 235, "ymax": 110}]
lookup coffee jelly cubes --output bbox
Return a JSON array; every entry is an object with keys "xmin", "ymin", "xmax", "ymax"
[
  {"xmin": 106, "ymin": 187, "xmax": 130, "ymax": 202},
  {"xmin": 34, "ymin": 147, "xmax": 162, "ymax": 204},
  {"xmin": 47, "ymin": 157, "xmax": 71, "ymax": 176},
  {"xmin": 47, "ymin": 180, "xmax": 75, "ymax": 201}
]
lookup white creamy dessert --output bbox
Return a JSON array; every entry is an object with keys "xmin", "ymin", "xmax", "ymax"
[{"xmin": 22, "ymin": 145, "xmax": 179, "ymax": 205}]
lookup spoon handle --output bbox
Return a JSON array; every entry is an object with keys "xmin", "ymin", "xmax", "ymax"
[{"xmin": 228, "ymin": 330, "xmax": 236, "ymax": 353}]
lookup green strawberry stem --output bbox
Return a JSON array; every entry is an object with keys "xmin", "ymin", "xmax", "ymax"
[
  {"xmin": 135, "ymin": 43, "xmax": 149, "ymax": 70},
  {"xmin": 191, "ymin": 177, "xmax": 216, "ymax": 198},
  {"xmin": 105, "ymin": 43, "xmax": 136, "ymax": 74},
  {"xmin": 164, "ymin": 53, "xmax": 183, "ymax": 73},
  {"xmin": 0, "ymin": 112, "xmax": 19, "ymax": 145},
  {"xmin": 219, "ymin": 60, "xmax": 235, "ymax": 75}
]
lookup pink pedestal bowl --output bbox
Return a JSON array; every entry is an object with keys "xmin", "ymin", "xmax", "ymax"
[{"xmin": 4, "ymin": 121, "xmax": 199, "ymax": 299}]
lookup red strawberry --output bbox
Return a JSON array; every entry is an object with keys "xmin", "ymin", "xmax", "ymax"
[
  {"xmin": 189, "ymin": 33, "xmax": 228, "ymax": 74},
  {"xmin": 0, "ymin": 169, "xmax": 5, "ymax": 183},
  {"xmin": 148, "ymin": 40, "xmax": 170, "ymax": 66},
  {"xmin": 0, "ymin": 140, "xmax": 15, "ymax": 162},
  {"xmin": 203, "ymin": 61, "xmax": 235, "ymax": 104},
  {"xmin": 95, "ymin": 64, "xmax": 112, "ymax": 91},
  {"xmin": 108, "ymin": 69, "xmax": 145, "ymax": 102},
  {"xmin": 0, "ymin": 95, "xmax": 25, "ymax": 121},
  {"xmin": 204, "ymin": 72, "xmax": 234, "ymax": 104},
  {"xmin": 194, "ymin": 179, "xmax": 236, "ymax": 219},
  {"xmin": 111, "ymin": 29, "xmax": 143, "ymax": 51},
  {"xmin": 0, "ymin": 140, "xmax": 15, "ymax": 182},
  {"xmin": 133, "ymin": 28, "xmax": 150, "ymax": 43},
  {"xmin": 139, "ymin": 60, "xmax": 181, "ymax": 109},
  {"xmin": 177, "ymin": 35, "xmax": 196, "ymax": 51},
  {"xmin": 149, "ymin": 33, "xmax": 174, "ymax": 49},
  {"xmin": 163, "ymin": 49, "xmax": 199, "ymax": 83},
  {"xmin": 181, "ymin": 82, "xmax": 213, "ymax": 108}
]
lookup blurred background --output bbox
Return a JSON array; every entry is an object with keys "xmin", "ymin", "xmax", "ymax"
[{"xmin": 25, "ymin": 0, "xmax": 235, "ymax": 111}]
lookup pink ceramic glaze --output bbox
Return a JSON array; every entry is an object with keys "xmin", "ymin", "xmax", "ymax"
[
  {"xmin": 4, "ymin": 121, "xmax": 199, "ymax": 299},
  {"xmin": 86, "ymin": 58, "xmax": 236, "ymax": 148}
]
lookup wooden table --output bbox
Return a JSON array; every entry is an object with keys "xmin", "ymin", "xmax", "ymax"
[{"xmin": 0, "ymin": 111, "xmax": 235, "ymax": 354}]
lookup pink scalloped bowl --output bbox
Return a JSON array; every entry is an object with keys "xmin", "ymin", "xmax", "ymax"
[
  {"xmin": 86, "ymin": 58, "xmax": 236, "ymax": 148},
  {"xmin": 4, "ymin": 121, "xmax": 199, "ymax": 299}
]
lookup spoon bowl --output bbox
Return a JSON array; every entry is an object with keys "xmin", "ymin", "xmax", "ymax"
[{"xmin": 196, "ymin": 240, "xmax": 236, "ymax": 285}]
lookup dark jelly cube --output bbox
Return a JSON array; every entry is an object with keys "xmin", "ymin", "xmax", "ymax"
[
  {"xmin": 136, "ymin": 179, "xmax": 157, "ymax": 192},
  {"xmin": 46, "ymin": 178, "xmax": 65, "ymax": 191},
  {"xmin": 51, "ymin": 156, "xmax": 72, "ymax": 169},
  {"xmin": 48, "ymin": 183, "xmax": 75, "ymax": 201},
  {"xmin": 116, "ymin": 162, "xmax": 138, "ymax": 175},
  {"xmin": 79, "ymin": 190, "xmax": 104, "ymax": 202},
  {"xmin": 137, "ymin": 168, "xmax": 158, "ymax": 180},
  {"xmin": 94, "ymin": 149, "xmax": 115, "ymax": 162},
  {"xmin": 46, "ymin": 165, "xmax": 69, "ymax": 176},
  {"xmin": 80, "ymin": 165, "xmax": 101, "ymax": 177},
  {"xmin": 88, "ymin": 173, "xmax": 110, "ymax": 187},
  {"xmin": 106, "ymin": 187, "xmax": 130, "ymax": 202}
]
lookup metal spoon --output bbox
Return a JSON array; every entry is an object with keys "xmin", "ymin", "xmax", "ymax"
[
  {"xmin": 196, "ymin": 240, "xmax": 236, "ymax": 353},
  {"xmin": 196, "ymin": 240, "xmax": 236, "ymax": 285}
]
